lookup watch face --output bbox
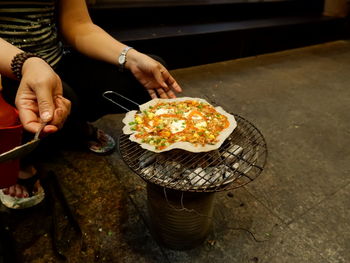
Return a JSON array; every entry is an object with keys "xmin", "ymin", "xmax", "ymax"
[{"xmin": 119, "ymin": 55, "xmax": 126, "ymax": 64}]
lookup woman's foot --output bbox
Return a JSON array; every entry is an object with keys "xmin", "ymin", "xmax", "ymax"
[
  {"xmin": 2, "ymin": 166, "xmax": 35, "ymax": 198},
  {"xmin": 85, "ymin": 123, "xmax": 115, "ymax": 154},
  {"xmin": 0, "ymin": 165, "xmax": 45, "ymax": 209}
]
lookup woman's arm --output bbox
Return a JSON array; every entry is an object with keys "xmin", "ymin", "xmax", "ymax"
[
  {"xmin": 58, "ymin": 0, "xmax": 182, "ymax": 99},
  {"xmin": 58, "ymin": 0, "xmax": 127, "ymax": 66}
]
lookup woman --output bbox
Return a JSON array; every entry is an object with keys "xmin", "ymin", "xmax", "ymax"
[{"xmin": 0, "ymin": 0, "xmax": 182, "ymax": 209}]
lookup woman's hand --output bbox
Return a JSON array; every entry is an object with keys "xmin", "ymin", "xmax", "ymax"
[
  {"xmin": 15, "ymin": 57, "xmax": 71, "ymax": 135},
  {"xmin": 126, "ymin": 50, "xmax": 182, "ymax": 99}
]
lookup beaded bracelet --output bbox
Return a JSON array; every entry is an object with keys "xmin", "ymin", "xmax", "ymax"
[{"xmin": 10, "ymin": 52, "xmax": 43, "ymax": 80}]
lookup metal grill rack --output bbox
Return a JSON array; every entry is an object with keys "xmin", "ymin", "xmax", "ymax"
[
  {"xmin": 119, "ymin": 114, "xmax": 267, "ymax": 192},
  {"xmin": 104, "ymin": 91, "xmax": 268, "ymax": 250}
]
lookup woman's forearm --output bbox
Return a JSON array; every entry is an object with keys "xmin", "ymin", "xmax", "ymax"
[
  {"xmin": 0, "ymin": 38, "xmax": 23, "ymax": 79},
  {"xmin": 59, "ymin": 0, "xmax": 129, "ymax": 67},
  {"xmin": 62, "ymin": 23, "xmax": 128, "ymax": 67}
]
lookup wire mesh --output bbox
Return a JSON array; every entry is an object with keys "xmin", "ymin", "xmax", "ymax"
[{"xmin": 119, "ymin": 114, "xmax": 267, "ymax": 192}]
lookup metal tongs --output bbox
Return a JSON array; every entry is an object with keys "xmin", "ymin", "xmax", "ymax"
[
  {"xmin": 0, "ymin": 121, "xmax": 46, "ymax": 163},
  {"xmin": 102, "ymin": 91, "xmax": 140, "ymax": 112}
]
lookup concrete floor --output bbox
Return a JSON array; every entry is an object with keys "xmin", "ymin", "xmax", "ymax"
[{"xmin": 1, "ymin": 40, "xmax": 350, "ymax": 263}]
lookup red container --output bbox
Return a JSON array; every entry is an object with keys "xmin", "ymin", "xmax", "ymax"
[{"xmin": 0, "ymin": 94, "xmax": 23, "ymax": 188}]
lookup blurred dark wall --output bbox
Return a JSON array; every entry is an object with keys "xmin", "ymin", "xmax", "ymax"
[{"xmin": 86, "ymin": 0, "xmax": 350, "ymax": 69}]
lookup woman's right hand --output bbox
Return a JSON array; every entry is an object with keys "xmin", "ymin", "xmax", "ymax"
[{"xmin": 15, "ymin": 57, "xmax": 71, "ymax": 135}]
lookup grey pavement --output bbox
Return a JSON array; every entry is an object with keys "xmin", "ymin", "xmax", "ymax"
[{"xmin": 2, "ymin": 40, "xmax": 350, "ymax": 263}]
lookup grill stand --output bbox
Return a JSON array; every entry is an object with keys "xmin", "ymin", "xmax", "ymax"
[
  {"xmin": 147, "ymin": 183, "xmax": 215, "ymax": 250},
  {"xmin": 118, "ymin": 113, "xmax": 268, "ymax": 250}
]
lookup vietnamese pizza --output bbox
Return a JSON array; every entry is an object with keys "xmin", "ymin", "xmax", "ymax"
[{"xmin": 122, "ymin": 97, "xmax": 237, "ymax": 153}]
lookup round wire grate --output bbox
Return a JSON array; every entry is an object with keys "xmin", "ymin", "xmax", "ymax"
[{"xmin": 119, "ymin": 114, "xmax": 267, "ymax": 192}]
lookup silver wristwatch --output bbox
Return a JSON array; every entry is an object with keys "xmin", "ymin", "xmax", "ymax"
[{"xmin": 118, "ymin": 46, "xmax": 133, "ymax": 72}]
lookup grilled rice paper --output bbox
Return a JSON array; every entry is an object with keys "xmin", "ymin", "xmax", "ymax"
[{"xmin": 122, "ymin": 97, "xmax": 237, "ymax": 153}]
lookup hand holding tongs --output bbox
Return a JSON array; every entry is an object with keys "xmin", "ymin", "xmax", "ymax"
[{"xmin": 0, "ymin": 121, "xmax": 46, "ymax": 163}]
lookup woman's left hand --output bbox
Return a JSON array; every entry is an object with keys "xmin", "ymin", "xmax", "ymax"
[{"xmin": 126, "ymin": 50, "xmax": 182, "ymax": 99}]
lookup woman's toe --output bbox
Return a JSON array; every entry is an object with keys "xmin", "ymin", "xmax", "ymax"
[
  {"xmin": 2, "ymin": 188, "xmax": 9, "ymax": 195},
  {"xmin": 8, "ymin": 186, "xmax": 17, "ymax": 197},
  {"xmin": 14, "ymin": 185, "xmax": 24, "ymax": 198}
]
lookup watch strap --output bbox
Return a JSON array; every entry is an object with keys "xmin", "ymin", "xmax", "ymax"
[{"xmin": 118, "ymin": 46, "xmax": 133, "ymax": 72}]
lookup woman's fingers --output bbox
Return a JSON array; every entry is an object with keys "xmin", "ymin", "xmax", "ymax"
[
  {"xmin": 55, "ymin": 95, "xmax": 71, "ymax": 115},
  {"xmin": 167, "ymin": 76, "xmax": 182, "ymax": 93},
  {"xmin": 156, "ymin": 88, "xmax": 168, "ymax": 99},
  {"xmin": 18, "ymin": 111, "xmax": 38, "ymax": 133},
  {"xmin": 159, "ymin": 69, "xmax": 182, "ymax": 91},
  {"xmin": 149, "ymin": 67, "xmax": 181, "ymax": 99},
  {"xmin": 49, "ymin": 95, "xmax": 71, "ymax": 129},
  {"xmin": 147, "ymin": 89, "xmax": 157, "ymax": 99},
  {"xmin": 154, "ymin": 67, "xmax": 168, "ymax": 90},
  {"xmin": 147, "ymin": 87, "xmax": 176, "ymax": 99}
]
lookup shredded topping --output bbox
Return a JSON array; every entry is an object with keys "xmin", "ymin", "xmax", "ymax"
[{"xmin": 128, "ymin": 100, "xmax": 230, "ymax": 150}]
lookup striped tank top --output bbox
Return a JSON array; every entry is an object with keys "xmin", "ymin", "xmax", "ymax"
[{"xmin": 0, "ymin": 0, "xmax": 63, "ymax": 67}]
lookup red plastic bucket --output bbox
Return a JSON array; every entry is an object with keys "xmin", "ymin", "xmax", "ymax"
[{"xmin": 0, "ymin": 95, "xmax": 23, "ymax": 188}]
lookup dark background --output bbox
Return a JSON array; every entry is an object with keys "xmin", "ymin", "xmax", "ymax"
[{"xmin": 87, "ymin": 0, "xmax": 349, "ymax": 69}]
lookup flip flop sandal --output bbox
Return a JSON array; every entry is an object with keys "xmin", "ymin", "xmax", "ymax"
[
  {"xmin": 0, "ymin": 173, "xmax": 45, "ymax": 209},
  {"xmin": 87, "ymin": 127, "xmax": 115, "ymax": 154}
]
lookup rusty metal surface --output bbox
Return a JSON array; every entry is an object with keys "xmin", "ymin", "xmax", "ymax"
[{"xmin": 147, "ymin": 183, "xmax": 215, "ymax": 250}]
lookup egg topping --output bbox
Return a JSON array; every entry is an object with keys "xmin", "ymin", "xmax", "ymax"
[{"xmin": 129, "ymin": 100, "xmax": 229, "ymax": 150}]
